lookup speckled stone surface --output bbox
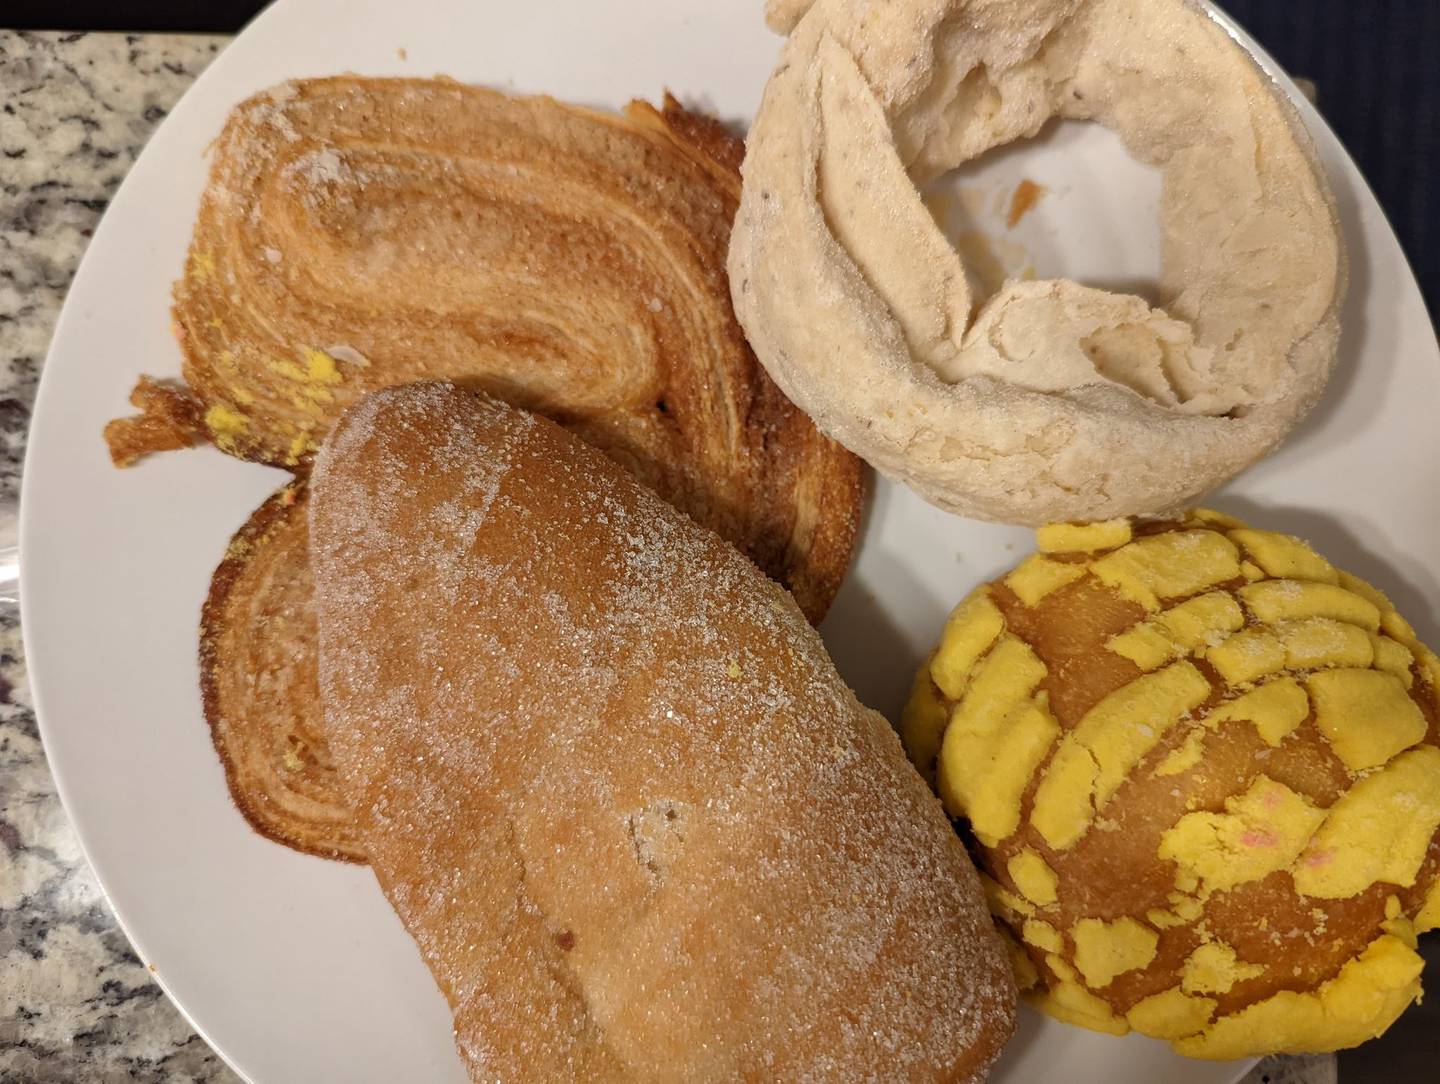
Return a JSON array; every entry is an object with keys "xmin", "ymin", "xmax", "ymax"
[
  {"xmin": 0, "ymin": 26, "xmax": 1333, "ymax": 1084},
  {"xmin": 0, "ymin": 30, "xmax": 239, "ymax": 1083}
]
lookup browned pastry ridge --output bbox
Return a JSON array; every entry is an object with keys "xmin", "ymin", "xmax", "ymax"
[
  {"xmin": 111, "ymin": 76, "xmax": 861, "ymax": 619},
  {"xmin": 199, "ymin": 483, "xmax": 363, "ymax": 861},
  {"xmin": 102, "ymin": 376, "xmax": 207, "ymax": 467},
  {"xmin": 138, "ymin": 77, "xmax": 865, "ymax": 859},
  {"xmin": 308, "ymin": 383, "xmax": 1015, "ymax": 1082}
]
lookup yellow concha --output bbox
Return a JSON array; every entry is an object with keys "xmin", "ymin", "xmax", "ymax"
[{"xmin": 906, "ymin": 510, "xmax": 1440, "ymax": 1059}]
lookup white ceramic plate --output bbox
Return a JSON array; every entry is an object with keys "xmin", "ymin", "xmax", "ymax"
[{"xmin": 21, "ymin": 1, "xmax": 1440, "ymax": 1081}]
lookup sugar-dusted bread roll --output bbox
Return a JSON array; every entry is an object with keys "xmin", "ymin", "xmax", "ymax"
[{"xmin": 308, "ymin": 383, "xmax": 1015, "ymax": 1082}]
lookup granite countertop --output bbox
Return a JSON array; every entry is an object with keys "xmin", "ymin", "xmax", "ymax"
[
  {"xmin": 1, "ymin": 31, "xmax": 238, "ymax": 1082},
  {"xmin": 0, "ymin": 27, "xmax": 1335, "ymax": 1084}
]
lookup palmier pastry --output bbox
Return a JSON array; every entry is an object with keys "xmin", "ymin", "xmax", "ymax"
[
  {"xmin": 308, "ymin": 383, "xmax": 1015, "ymax": 1082},
  {"xmin": 199, "ymin": 482, "xmax": 361, "ymax": 861},
  {"xmin": 110, "ymin": 76, "xmax": 863, "ymax": 619},
  {"xmin": 903, "ymin": 512, "xmax": 1440, "ymax": 1058}
]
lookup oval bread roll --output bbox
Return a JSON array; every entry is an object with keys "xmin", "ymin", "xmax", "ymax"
[{"xmin": 308, "ymin": 383, "xmax": 1015, "ymax": 1082}]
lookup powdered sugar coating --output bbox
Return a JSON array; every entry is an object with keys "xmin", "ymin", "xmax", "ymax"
[
  {"xmin": 309, "ymin": 384, "xmax": 1015, "ymax": 1081},
  {"xmin": 731, "ymin": 0, "xmax": 1344, "ymax": 524}
]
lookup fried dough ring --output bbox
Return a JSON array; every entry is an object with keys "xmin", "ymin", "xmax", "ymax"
[
  {"xmin": 731, "ymin": 0, "xmax": 1344, "ymax": 524},
  {"xmin": 199, "ymin": 483, "xmax": 359, "ymax": 861}
]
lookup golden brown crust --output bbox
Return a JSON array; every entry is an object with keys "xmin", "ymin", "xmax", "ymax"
[
  {"xmin": 636, "ymin": 94, "xmax": 746, "ymax": 185},
  {"xmin": 308, "ymin": 383, "xmax": 1014, "ymax": 1082},
  {"xmin": 199, "ymin": 482, "xmax": 361, "ymax": 863},
  {"xmin": 163, "ymin": 75, "xmax": 861, "ymax": 621},
  {"xmin": 102, "ymin": 376, "xmax": 207, "ymax": 467}
]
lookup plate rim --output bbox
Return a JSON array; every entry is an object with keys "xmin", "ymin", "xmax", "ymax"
[{"xmin": 19, "ymin": 1, "xmax": 1434, "ymax": 1081}]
